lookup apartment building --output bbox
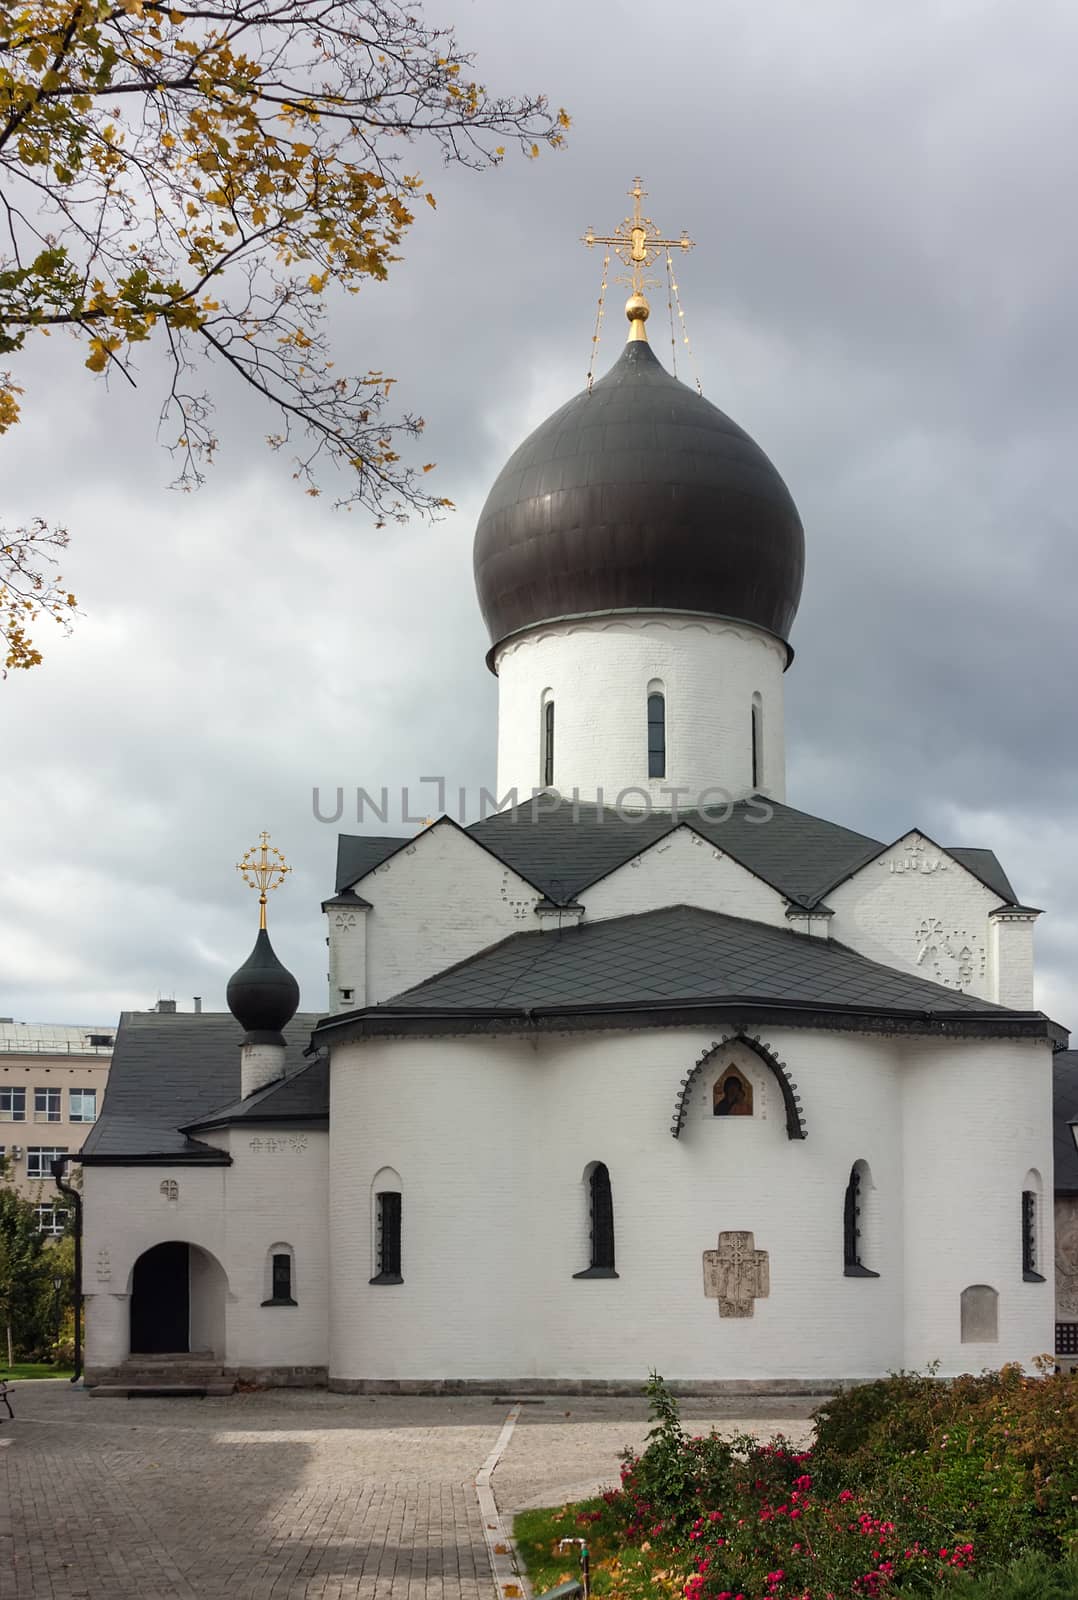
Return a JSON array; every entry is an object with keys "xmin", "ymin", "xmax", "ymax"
[{"xmin": 0, "ymin": 1020, "xmax": 114, "ymax": 1232}]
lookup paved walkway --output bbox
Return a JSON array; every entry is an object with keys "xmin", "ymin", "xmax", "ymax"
[{"xmin": 0, "ymin": 1383, "xmax": 817, "ymax": 1599}]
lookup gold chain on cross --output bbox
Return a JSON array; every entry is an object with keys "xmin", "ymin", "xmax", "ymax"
[{"xmin": 237, "ymin": 831, "xmax": 291, "ymax": 929}]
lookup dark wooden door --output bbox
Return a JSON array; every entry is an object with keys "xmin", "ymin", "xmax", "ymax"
[{"xmin": 130, "ymin": 1241, "xmax": 190, "ymax": 1353}]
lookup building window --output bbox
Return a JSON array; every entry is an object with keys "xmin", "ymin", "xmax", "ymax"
[
  {"xmin": 69, "ymin": 1089, "xmax": 97, "ymax": 1124},
  {"xmin": 35, "ymin": 1204, "xmax": 68, "ymax": 1237},
  {"xmin": 574, "ymin": 1162, "xmax": 617, "ymax": 1279},
  {"xmin": 0, "ymin": 1087, "xmax": 26, "ymax": 1122},
  {"xmin": 646, "ymin": 690, "xmax": 666, "ymax": 779},
  {"xmin": 262, "ymin": 1245, "xmax": 297, "ymax": 1306},
  {"xmin": 87, "ymin": 1034, "xmax": 113, "ymax": 1048},
  {"xmin": 372, "ymin": 1191, "xmax": 403, "ymax": 1284},
  {"xmin": 751, "ymin": 693, "xmax": 763, "ymax": 790},
  {"xmin": 1057, "ymin": 1322, "xmax": 1078, "ymax": 1357},
  {"xmin": 1022, "ymin": 1189, "xmax": 1045, "ymax": 1282},
  {"xmin": 542, "ymin": 695, "xmax": 555, "ymax": 788},
  {"xmin": 843, "ymin": 1164, "xmax": 880, "ymax": 1278},
  {"xmin": 34, "ymin": 1087, "xmax": 62, "ymax": 1123},
  {"xmin": 27, "ymin": 1147, "xmax": 67, "ymax": 1180}
]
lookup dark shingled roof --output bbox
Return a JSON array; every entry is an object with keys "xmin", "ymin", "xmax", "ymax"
[
  {"xmin": 1054, "ymin": 1050, "xmax": 1078, "ymax": 1194},
  {"xmin": 947, "ymin": 848, "xmax": 1018, "ymax": 906},
  {"xmin": 184, "ymin": 1055, "xmax": 329, "ymax": 1134},
  {"xmin": 80, "ymin": 1011, "xmax": 323, "ymax": 1163},
  {"xmin": 361, "ymin": 905, "xmax": 1024, "ymax": 1020},
  {"xmin": 335, "ymin": 800, "xmax": 1019, "ymax": 912},
  {"xmin": 335, "ymin": 833, "xmax": 410, "ymax": 894}
]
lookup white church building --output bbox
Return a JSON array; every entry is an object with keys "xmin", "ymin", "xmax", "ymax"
[{"xmin": 80, "ymin": 276, "xmax": 1061, "ymax": 1392}]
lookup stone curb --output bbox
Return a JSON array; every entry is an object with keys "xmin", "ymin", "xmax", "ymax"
[{"xmin": 476, "ymin": 1404, "xmax": 529, "ymax": 1600}]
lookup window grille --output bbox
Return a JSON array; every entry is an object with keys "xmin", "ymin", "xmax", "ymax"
[
  {"xmin": 543, "ymin": 699, "xmax": 555, "ymax": 787},
  {"xmin": 1022, "ymin": 1189, "xmax": 1044, "ymax": 1281},
  {"xmin": 647, "ymin": 693, "xmax": 666, "ymax": 779},
  {"xmin": 373, "ymin": 1191, "xmax": 402, "ymax": 1282},
  {"xmin": 843, "ymin": 1165, "xmax": 879, "ymax": 1278},
  {"xmin": 1057, "ymin": 1323, "xmax": 1078, "ymax": 1356},
  {"xmin": 575, "ymin": 1163, "xmax": 617, "ymax": 1277}
]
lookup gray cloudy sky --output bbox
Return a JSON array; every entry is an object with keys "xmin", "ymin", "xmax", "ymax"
[{"xmin": 2, "ymin": 0, "xmax": 1077, "ymax": 1030}]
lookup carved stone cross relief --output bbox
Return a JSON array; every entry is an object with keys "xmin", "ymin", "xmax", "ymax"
[{"xmin": 703, "ymin": 1230, "xmax": 770, "ymax": 1318}]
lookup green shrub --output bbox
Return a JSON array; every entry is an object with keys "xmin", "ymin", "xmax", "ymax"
[
  {"xmin": 932, "ymin": 1551, "xmax": 1078, "ymax": 1598},
  {"xmin": 595, "ymin": 1371, "xmax": 1078, "ymax": 1598}
]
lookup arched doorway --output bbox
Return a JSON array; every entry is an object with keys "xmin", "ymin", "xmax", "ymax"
[{"xmin": 129, "ymin": 1242, "xmax": 227, "ymax": 1356}]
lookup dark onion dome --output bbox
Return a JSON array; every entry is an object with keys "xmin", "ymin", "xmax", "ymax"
[
  {"xmin": 226, "ymin": 928, "xmax": 300, "ymax": 1044},
  {"xmin": 473, "ymin": 337, "xmax": 805, "ymax": 659}
]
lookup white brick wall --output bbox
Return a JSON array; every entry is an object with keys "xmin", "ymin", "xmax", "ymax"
[
  {"xmin": 900, "ymin": 1037, "xmax": 1055, "ymax": 1371},
  {"xmin": 828, "ymin": 833, "xmax": 1004, "ymax": 1002},
  {"xmin": 585, "ymin": 825, "xmax": 790, "ymax": 928},
  {"xmin": 336, "ymin": 819, "xmax": 543, "ymax": 1005},
  {"xmin": 493, "ymin": 614, "xmax": 787, "ymax": 808},
  {"xmin": 326, "ymin": 1027, "xmax": 1054, "ymax": 1383},
  {"xmin": 327, "ymin": 903, "xmax": 368, "ymax": 1011},
  {"xmin": 83, "ymin": 1127, "xmax": 329, "ymax": 1374}
]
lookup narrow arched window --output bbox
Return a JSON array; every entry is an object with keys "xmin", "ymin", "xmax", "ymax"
[
  {"xmin": 373, "ymin": 1192, "xmax": 402, "ymax": 1282},
  {"xmin": 647, "ymin": 691, "xmax": 666, "ymax": 779},
  {"xmin": 542, "ymin": 694, "xmax": 555, "ymax": 787},
  {"xmin": 262, "ymin": 1243, "xmax": 297, "ymax": 1306},
  {"xmin": 574, "ymin": 1162, "xmax": 618, "ymax": 1278},
  {"xmin": 751, "ymin": 693, "xmax": 763, "ymax": 790},
  {"xmin": 1022, "ymin": 1181, "xmax": 1045, "ymax": 1282},
  {"xmin": 370, "ymin": 1167, "xmax": 403, "ymax": 1285},
  {"xmin": 843, "ymin": 1164, "xmax": 880, "ymax": 1278}
]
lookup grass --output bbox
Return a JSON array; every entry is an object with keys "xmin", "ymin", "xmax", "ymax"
[
  {"xmin": 514, "ymin": 1500, "xmax": 684, "ymax": 1600},
  {"xmin": 1, "ymin": 1362, "xmax": 75, "ymax": 1381}
]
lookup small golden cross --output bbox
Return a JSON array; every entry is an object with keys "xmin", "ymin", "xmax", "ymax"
[
  {"xmin": 583, "ymin": 177, "xmax": 694, "ymax": 298},
  {"xmin": 237, "ymin": 831, "xmax": 291, "ymax": 930}
]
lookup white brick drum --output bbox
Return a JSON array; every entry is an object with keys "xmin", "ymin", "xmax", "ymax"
[{"xmin": 493, "ymin": 615, "xmax": 787, "ymax": 809}]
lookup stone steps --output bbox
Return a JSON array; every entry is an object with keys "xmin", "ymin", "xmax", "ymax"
[
  {"xmin": 88, "ymin": 1352, "xmax": 236, "ymax": 1397},
  {"xmin": 90, "ymin": 1381, "xmax": 235, "ymax": 1399}
]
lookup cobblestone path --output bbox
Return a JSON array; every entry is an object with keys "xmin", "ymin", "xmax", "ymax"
[{"xmin": 0, "ymin": 1383, "xmax": 818, "ymax": 1599}]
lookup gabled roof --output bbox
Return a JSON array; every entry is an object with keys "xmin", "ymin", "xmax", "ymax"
[
  {"xmin": 183, "ymin": 1055, "xmax": 329, "ymax": 1134},
  {"xmin": 336, "ymin": 801, "xmax": 1019, "ymax": 913},
  {"xmin": 80, "ymin": 1011, "xmax": 323, "ymax": 1163},
  {"xmin": 1054, "ymin": 1050, "xmax": 1078, "ymax": 1195},
  {"xmin": 317, "ymin": 905, "xmax": 1061, "ymax": 1046}
]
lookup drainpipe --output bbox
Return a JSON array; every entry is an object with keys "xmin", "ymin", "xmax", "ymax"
[{"xmin": 51, "ymin": 1156, "xmax": 83, "ymax": 1383}]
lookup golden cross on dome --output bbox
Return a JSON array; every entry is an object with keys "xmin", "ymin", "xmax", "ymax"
[
  {"xmin": 583, "ymin": 177, "xmax": 694, "ymax": 340},
  {"xmin": 237, "ymin": 831, "xmax": 291, "ymax": 930}
]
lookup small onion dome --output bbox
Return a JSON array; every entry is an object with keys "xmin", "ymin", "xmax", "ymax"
[
  {"xmin": 473, "ymin": 339, "xmax": 805, "ymax": 658},
  {"xmin": 226, "ymin": 927, "xmax": 300, "ymax": 1044}
]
